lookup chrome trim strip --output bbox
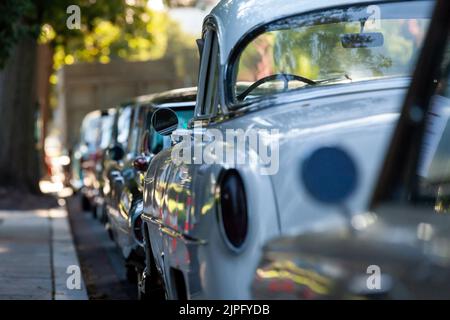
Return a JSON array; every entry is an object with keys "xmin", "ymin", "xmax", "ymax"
[{"xmin": 141, "ymin": 213, "xmax": 207, "ymax": 246}]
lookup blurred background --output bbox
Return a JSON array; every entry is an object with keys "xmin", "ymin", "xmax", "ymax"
[{"xmin": 0, "ymin": 0, "xmax": 219, "ymax": 198}]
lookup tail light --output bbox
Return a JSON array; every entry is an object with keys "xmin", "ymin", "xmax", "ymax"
[
  {"xmin": 133, "ymin": 156, "xmax": 150, "ymax": 172},
  {"xmin": 218, "ymin": 170, "xmax": 248, "ymax": 249},
  {"xmin": 94, "ymin": 149, "xmax": 103, "ymax": 162}
]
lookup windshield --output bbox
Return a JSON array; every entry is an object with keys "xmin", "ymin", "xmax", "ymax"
[{"xmin": 232, "ymin": 1, "xmax": 433, "ymax": 104}]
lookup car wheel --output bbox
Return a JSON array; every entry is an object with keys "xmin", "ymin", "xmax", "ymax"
[
  {"xmin": 81, "ymin": 194, "xmax": 91, "ymax": 211},
  {"xmin": 126, "ymin": 264, "xmax": 138, "ymax": 284},
  {"xmin": 137, "ymin": 266, "xmax": 165, "ymax": 301},
  {"xmin": 141, "ymin": 223, "xmax": 167, "ymax": 300},
  {"xmin": 105, "ymin": 221, "xmax": 114, "ymax": 241},
  {"xmin": 98, "ymin": 204, "xmax": 107, "ymax": 224},
  {"xmin": 91, "ymin": 204, "xmax": 97, "ymax": 219}
]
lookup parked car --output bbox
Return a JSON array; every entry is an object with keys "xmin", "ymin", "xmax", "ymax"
[
  {"xmin": 102, "ymin": 102, "xmax": 136, "ymax": 227},
  {"xmin": 140, "ymin": 0, "xmax": 435, "ymax": 299},
  {"xmin": 71, "ymin": 110, "xmax": 101, "ymax": 202},
  {"xmin": 74, "ymin": 109, "xmax": 113, "ymax": 211},
  {"xmin": 90, "ymin": 108, "xmax": 116, "ymax": 218},
  {"xmin": 103, "ymin": 88, "xmax": 196, "ymax": 289},
  {"xmin": 252, "ymin": 0, "xmax": 450, "ymax": 299}
]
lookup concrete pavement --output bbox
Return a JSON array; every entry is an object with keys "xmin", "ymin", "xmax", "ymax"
[{"xmin": 0, "ymin": 207, "xmax": 88, "ymax": 300}]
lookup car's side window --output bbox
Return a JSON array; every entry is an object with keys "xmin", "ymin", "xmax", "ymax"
[
  {"xmin": 127, "ymin": 106, "xmax": 143, "ymax": 155},
  {"xmin": 124, "ymin": 107, "xmax": 136, "ymax": 155},
  {"xmin": 100, "ymin": 114, "xmax": 113, "ymax": 150},
  {"xmin": 117, "ymin": 106, "xmax": 133, "ymax": 148},
  {"xmin": 196, "ymin": 29, "xmax": 220, "ymax": 119}
]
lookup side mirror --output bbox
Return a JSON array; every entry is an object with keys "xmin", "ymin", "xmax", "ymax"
[
  {"xmin": 108, "ymin": 144, "xmax": 125, "ymax": 161},
  {"xmin": 133, "ymin": 156, "xmax": 150, "ymax": 172},
  {"xmin": 302, "ymin": 146, "xmax": 358, "ymax": 205},
  {"xmin": 151, "ymin": 108, "xmax": 179, "ymax": 136}
]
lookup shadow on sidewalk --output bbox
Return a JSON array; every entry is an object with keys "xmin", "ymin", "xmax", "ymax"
[{"xmin": 0, "ymin": 187, "xmax": 58, "ymax": 211}]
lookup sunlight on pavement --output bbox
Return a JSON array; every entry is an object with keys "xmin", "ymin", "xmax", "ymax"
[
  {"xmin": 39, "ymin": 180, "xmax": 73, "ymax": 198},
  {"xmin": 49, "ymin": 208, "xmax": 68, "ymax": 219},
  {"xmin": 34, "ymin": 210, "xmax": 51, "ymax": 218},
  {"xmin": 0, "ymin": 246, "xmax": 9, "ymax": 254},
  {"xmin": 39, "ymin": 180, "xmax": 64, "ymax": 194}
]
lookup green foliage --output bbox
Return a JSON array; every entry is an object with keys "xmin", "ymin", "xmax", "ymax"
[
  {"xmin": 0, "ymin": 0, "xmax": 189, "ymax": 71},
  {"xmin": 49, "ymin": 7, "xmax": 172, "ymax": 69},
  {"xmin": 165, "ymin": 19, "xmax": 198, "ymax": 83},
  {"xmin": 38, "ymin": 0, "xmax": 170, "ymax": 68},
  {"xmin": 0, "ymin": 0, "xmax": 36, "ymax": 68}
]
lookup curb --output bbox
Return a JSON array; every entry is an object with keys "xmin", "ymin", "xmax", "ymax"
[{"xmin": 49, "ymin": 208, "xmax": 89, "ymax": 300}]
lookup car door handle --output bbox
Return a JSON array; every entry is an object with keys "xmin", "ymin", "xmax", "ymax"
[
  {"xmin": 142, "ymin": 214, "xmax": 207, "ymax": 245},
  {"xmin": 160, "ymin": 225, "xmax": 207, "ymax": 245},
  {"xmin": 160, "ymin": 225, "xmax": 179, "ymax": 238}
]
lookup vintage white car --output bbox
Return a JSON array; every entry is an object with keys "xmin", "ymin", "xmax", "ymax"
[
  {"xmin": 140, "ymin": 0, "xmax": 435, "ymax": 299},
  {"xmin": 252, "ymin": 0, "xmax": 450, "ymax": 299}
]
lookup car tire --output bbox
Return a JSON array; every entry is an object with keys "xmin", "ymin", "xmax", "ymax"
[
  {"xmin": 137, "ymin": 266, "xmax": 165, "ymax": 301},
  {"xmin": 141, "ymin": 224, "xmax": 166, "ymax": 300},
  {"xmin": 98, "ymin": 204, "xmax": 107, "ymax": 224},
  {"xmin": 105, "ymin": 221, "xmax": 114, "ymax": 241},
  {"xmin": 126, "ymin": 265, "xmax": 138, "ymax": 284},
  {"xmin": 81, "ymin": 194, "xmax": 91, "ymax": 211},
  {"xmin": 91, "ymin": 204, "xmax": 97, "ymax": 219}
]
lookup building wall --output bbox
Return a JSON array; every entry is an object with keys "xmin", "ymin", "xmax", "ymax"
[{"xmin": 57, "ymin": 57, "xmax": 195, "ymax": 150}]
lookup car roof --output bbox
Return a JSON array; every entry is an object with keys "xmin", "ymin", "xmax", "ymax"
[
  {"xmin": 120, "ymin": 87, "xmax": 197, "ymax": 108},
  {"xmin": 207, "ymin": 0, "xmax": 392, "ymax": 64},
  {"xmin": 100, "ymin": 107, "xmax": 116, "ymax": 116},
  {"xmin": 81, "ymin": 110, "xmax": 102, "ymax": 125}
]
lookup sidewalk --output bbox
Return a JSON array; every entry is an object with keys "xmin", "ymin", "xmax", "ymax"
[{"xmin": 0, "ymin": 207, "xmax": 88, "ymax": 300}]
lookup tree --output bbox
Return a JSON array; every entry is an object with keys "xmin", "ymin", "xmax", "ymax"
[
  {"xmin": 0, "ymin": 0, "xmax": 170, "ymax": 193},
  {"xmin": 0, "ymin": 0, "xmax": 41, "ymax": 193},
  {"xmin": 164, "ymin": 0, "xmax": 218, "ymax": 9}
]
